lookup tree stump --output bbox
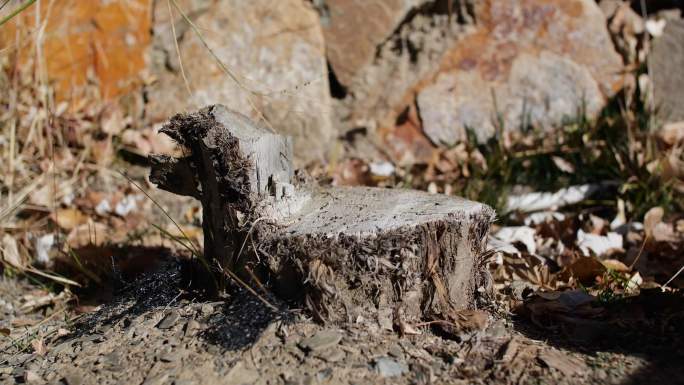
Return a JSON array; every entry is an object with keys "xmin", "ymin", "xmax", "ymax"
[{"xmin": 150, "ymin": 105, "xmax": 495, "ymax": 327}]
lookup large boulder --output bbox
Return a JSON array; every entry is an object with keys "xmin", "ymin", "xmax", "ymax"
[
  {"xmin": 416, "ymin": 0, "xmax": 626, "ymax": 145},
  {"xmin": 322, "ymin": 0, "xmax": 432, "ymax": 87},
  {"xmin": 147, "ymin": 0, "xmax": 334, "ymax": 164},
  {"xmin": 320, "ymin": 0, "xmax": 472, "ymax": 139},
  {"xmin": 650, "ymin": 17, "xmax": 684, "ymax": 125},
  {"xmin": 318, "ymin": 0, "xmax": 625, "ymax": 163}
]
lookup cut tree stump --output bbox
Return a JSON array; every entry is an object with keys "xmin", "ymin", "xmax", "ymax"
[{"xmin": 150, "ymin": 105, "xmax": 495, "ymax": 328}]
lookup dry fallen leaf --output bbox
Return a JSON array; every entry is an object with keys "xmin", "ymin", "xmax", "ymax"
[
  {"xmin": 576, "ymin": 229, "xmax": 623, "ymax": 256},
  {"xmin": 30, "ymin": 338, "xmax": 47, "ymax": 356},
  {"xmin": 1, "ymin": 234, "xmax": 24, "ymax": 269},
  {"xmin": 601, "ymin": 259, "xmax": 630, "ymax": 272},
  {"xmin": 559, "ymin": 257, "xmax": 606, "ymax": 285},
  {"xmin": 100, "ymin": 104, "xmax": 125, "ymax": 135},
  {"xmin": 644, "ymin": 206, "xmax": 664, "ymax": 238},
  {"xmin": 523, "ymin": 290, "xmax": 602, "ymax": 328},
  {"xmin": 551, "ymin": 156, "xmax": 575, "ymax": 174},
  {"xmin": 52, "ymin": 208, "xmax": 88, "ymax": 230}
]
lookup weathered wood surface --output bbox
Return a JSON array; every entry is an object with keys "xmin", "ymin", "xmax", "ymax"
[{"xmin": 150, "ymin": 105, "xmax": 495, "ymax": 327}]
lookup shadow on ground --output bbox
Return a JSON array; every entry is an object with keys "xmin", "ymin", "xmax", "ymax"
[
  {"xmin": 68, "ymin": 257, "xmax": 292, "ymax": 353},
  {"xmin": 514, "ymin": 289, "xmax": 684, "ymax": 384}
]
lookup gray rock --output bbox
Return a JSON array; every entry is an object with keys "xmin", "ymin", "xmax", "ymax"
[
  {"xmin": 173, "ymin": 380, "xmax": 197, "ymax": 385},
  {"xmin": 314, "ymin": 348, "xmax": 346, "ymax": 363},
  {"xmin": 417, "ymin": 0, "xmax": 624, "ymax": 145},
  {"xmin": 199, "ymin": 304, "xmax": 214, "ymax": 315},
  {"xmin": 322, "ymin": 0, "xmax": 431, "ymax": 87},
  {"xmin": 142, "ymin": 373, "xmax": 169, "ymax": 385},
  {"xmin": 374, "ymin": 357, "xmax": 409, "ymax": 378},
  {"xmin": 388, "ymin": 343, "xmax": 404, "ymax": 359},
  {"xmin": 298, "ymin": 330, "xmax": 343, "ymax": 352},
  {"xmin": 159, "ymin": 348, "xmax": 184, "ymax": 363},
  {"xmin": 147, "ymin": 0, "xmax": 334, "ymax": 164},
  {"xmin": 224, "ymin": 362, "xmax": 259, "ymax": 385},
  {"xmin": 61, "ymin": 370, "xmax": 83, "ymax": 385},
  {"xmin": 184, "ymin": 320, "xmax": 200, "ymax": 336},
  {"xmin": 157, "ymin": 310, "xmax": 181, "ymax": 330},
  {"xmin": 650, "ymin": 18, "xmax": 684, "ymax": 124}
]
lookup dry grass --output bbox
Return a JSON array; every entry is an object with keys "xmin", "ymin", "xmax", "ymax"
[{"xmin": 1, "ymin": 1, "xmax": 682, "ymax": 297}]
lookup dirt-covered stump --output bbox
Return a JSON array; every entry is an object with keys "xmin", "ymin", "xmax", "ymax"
[{"xmin": 150, "ymin": 105, "xmax": 495, "ymax": 327}]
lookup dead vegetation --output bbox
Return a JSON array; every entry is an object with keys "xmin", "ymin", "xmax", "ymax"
[{"xmin": 1, "ymin": 0, "xmax": 684, "ymax": 384}]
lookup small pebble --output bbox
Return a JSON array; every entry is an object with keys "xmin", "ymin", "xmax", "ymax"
[
  {"xmin": 374, "ymin": 357, "xmax": 408, "ymax": 378},
  {"xmin": 298, "ymin": 330, "xmax": 342, "ymax": 352},
  {"xmin": 157, "ymin": 310, "xmax": 181, "ymax": 330}
]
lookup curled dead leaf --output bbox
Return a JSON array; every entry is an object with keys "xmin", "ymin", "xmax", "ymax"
[
  {"xmin": 644, "ymin": 206, "xmax": 664, "ymax": 238},
  {"xmin": 52, "ymin": 208, "xmax": 88, "ymax": 231},
  {"xmin": 30, "ymin": 338, "xmax": 47, "ymax": 356},
  {"xmin": 601, "ymin": 259, "xmax": 630, "ymax": 272},
  {"xmin": 1, "ymin": 234, "xmax": 24, "ymax": 269},
  {"xmin": 558, "ymin": 257, "xmax": 606, "ymax": 286}
]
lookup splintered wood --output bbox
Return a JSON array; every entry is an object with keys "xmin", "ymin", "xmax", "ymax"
[{"xmin": 150, "ymin": 105, "xmax": 494, "ymax": 327}]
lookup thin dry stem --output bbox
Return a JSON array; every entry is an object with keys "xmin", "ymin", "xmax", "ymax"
[
  {"xmin": 166, "ymin": 0, "xmax": 194, "ymax": 101},
  {"xmin": 169, "ymin": 0, "xmax": 275, "ymax": 133},
  {"xmin": 216, "ymin": 261, "xmax": 278, "ymax": 312}
]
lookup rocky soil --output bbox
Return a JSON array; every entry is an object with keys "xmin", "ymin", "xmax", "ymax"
[{"xmin": 2, "ymin": 259, "xmax": 683, "ymax": 385}]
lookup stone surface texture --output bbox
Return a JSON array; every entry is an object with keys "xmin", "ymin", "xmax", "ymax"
[
  {"xmin": 650, "ymin": 17, "xmax": 684, "ymax": 124},
  {"xmin": 325, "ymin": 2, "xmax": 473, "ymax": 147},
  {"xmin": 0, "ymin": 0, "xmax": 152, "ymax": 101},
  {"xmin": 317, "ymin": 0, "xmax": 625, "ymax": 163},
  {"xmin": 3, "ymin": 266, "xmax": 667, "ymax": 385},
  {"xmin": 321, "ymin": 0, "xmax": 431, "ymax": 87},
  {"xmin": 0, "ymin": 0, "xmax": 631, "ymax": 163},
  {"xmin": 415, "ymin": 0, "xmax": 626, "ymax": 145},
  {"xmin": 147, "ymin": 0, "xmax": 333, "ymax": 164}
]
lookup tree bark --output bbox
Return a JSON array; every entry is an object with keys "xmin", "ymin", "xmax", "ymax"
[{"xmin": 150, "ymin": 105, "xmax": 495, "ymax": 326}]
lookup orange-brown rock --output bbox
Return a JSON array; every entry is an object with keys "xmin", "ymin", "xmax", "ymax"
[
  {"xmin": 0, "ymin": 0, "xmax": 152, "ymax": 102},
  {"xmin": 416, "ymin": 0, "xmax": 625, "ymax": 145},
  {"xmin": 322, "ymin": 0, "xmax": 431, "ymax": 87}
]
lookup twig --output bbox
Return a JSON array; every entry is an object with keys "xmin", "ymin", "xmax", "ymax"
[
  {"xmin": 662, "ymin": 264, "xmax": 684, "ymax": 290},
  {"xmin": 166, "ymin": 0, "xmax": 194, "ymax": 100},
  {"xmin": 119, "ymin": 171, "xmax": 216, "ymax": 289},
  {"xmin": 117, "ymin": 171, "xmax": 200, "ymax": 256},
  {"xmin": 234, "ymin": 217, "xmax": 268, "ymax": 264},
  {"xmin": 414, "ymin": 319, "xmax": 456, "ymax": 328},
  {"xmin": 0, "ymin": 0, "xmax": 36, "ymax": 27},
  {"xmin": 244, "ymin": 265, "xmax": 268, "ymax": 295},
  {"xmin": 629, "ymin": 234, "xmax": 649, "ymax": 270},
  {"xmin": 169, "ymin": 0, "xmax": 275, "ymax": 132},
  {"xmin": 215, "ymin": 261, "xmax": 278, "ymax": 312}
]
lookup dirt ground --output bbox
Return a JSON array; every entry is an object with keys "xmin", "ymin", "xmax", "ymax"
[{"xmin": 2, "ymin": 258, "xmax": 683, "ymax": 385}]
